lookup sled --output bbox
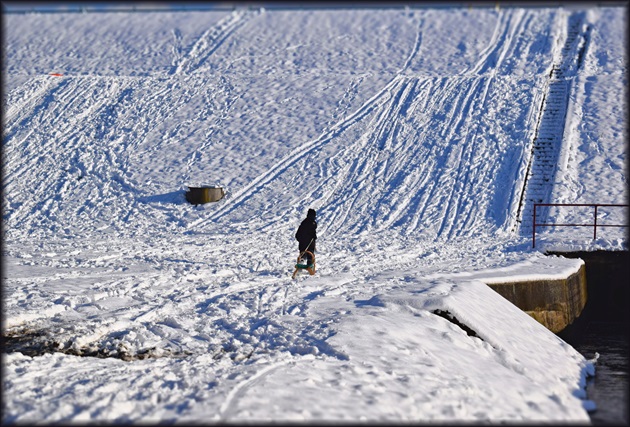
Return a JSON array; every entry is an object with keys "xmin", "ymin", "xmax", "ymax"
[{"xmin": 292, "ymin": 251, "xmax": 316, "ymax": 279}]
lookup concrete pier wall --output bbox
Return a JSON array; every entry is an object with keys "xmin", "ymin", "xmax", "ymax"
[{"xmin": 485, "ymin": 264, "xmax": 588, "ymax": 333}]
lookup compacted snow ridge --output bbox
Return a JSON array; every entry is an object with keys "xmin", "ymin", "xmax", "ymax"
[{"xmin": 2, "ymin": 5, "xmax": 627, "ymax": 423}]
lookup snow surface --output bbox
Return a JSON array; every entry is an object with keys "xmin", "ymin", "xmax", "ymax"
[{"xmin": 2, "ymin": 4, "xmax": 627, "ymax": 423}]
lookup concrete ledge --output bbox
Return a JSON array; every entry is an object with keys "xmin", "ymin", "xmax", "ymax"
[
  {"xmin": 185, "ymin": 186, "xmax": 224, "ymax": 205},
  {"xmin": 485, "ymin": 265, "xmax": 587, "ymax": 333}
]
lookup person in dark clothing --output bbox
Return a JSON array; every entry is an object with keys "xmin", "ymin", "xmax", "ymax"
[{"xmin": 295, "ymin": 208, "xmax": 317, "ymax": 265}]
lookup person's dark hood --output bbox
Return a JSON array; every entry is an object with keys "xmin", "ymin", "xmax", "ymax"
[{"xmin": 307, "ymin": 209, "xmax": 316, "ymax": 220}]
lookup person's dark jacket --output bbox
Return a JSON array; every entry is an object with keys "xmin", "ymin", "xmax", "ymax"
[{"xmin": 295, "ymin": 209, "xmax": 317, "ymax": 253}]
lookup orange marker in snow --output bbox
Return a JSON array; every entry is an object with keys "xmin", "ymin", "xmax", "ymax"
[{"xmin": 49, "ymin": 73, "xmax": 63, "ymax": 76}]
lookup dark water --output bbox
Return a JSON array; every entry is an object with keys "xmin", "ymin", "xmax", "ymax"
[
  {"xmin": 551, "ymin": 251, "xmax": 629, "ymax": 425},
  {"xmin": 561, "ymin": 322, "xmax": 629, "ymax": 425}
]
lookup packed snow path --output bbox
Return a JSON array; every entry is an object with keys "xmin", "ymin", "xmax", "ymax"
[{"xmin": 2, "ymin": 5, "xmax": 626, "ymax": 423}]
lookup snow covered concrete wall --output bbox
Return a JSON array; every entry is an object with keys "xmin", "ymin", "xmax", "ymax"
[
  {"xmin": 485, "ymin": 263, "xmax": 587, "ymax": 333},
  {"xmin": 185, "ymin": 186, "xmax": 225, "ymax": 205}
]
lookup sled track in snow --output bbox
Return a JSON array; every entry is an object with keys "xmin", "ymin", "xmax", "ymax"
[
  {"xmin": 171, "ymin": 9, "xmax": 260, "ymax": 75},
  {"xmin": 191, "ymin": 9, "xmax": 537, "ymax": 239},
  {"xmin": 3, "ymin": 71, "xmax": 241, "ymax": 237},
  {"xmin": 188, "ymin": 15, "xmax": 428, "ymax": 230},
  {"xmin": 188, "ymin": 76, "xmax": 407, "ymax": 228},
  {"xmin": 4, "ymin": 8, "xmax": 259, "ymax": 234},
  {"xmin": 4, "ymin": 9, "xmax": 588, "ymax": 244},
  {"xmin": 321, "ymin": 10, "xmax": 524, "ymax": 239},
  {"xmin": 317, "ymin": 76, "xmax": 427, "ymax": 237},
  {"xmin": 466, "ymin": 9, "xmax": 526, "ymax": 76},
  {"xmin": 218, "ymin": 360, "xmax": 291, "ymax": 419}
]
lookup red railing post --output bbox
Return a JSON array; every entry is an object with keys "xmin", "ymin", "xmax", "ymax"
[
  {"xmin": 593, "ymin": 205, "xmax": 598, "ymax": 240},
  {"xmin": 532, "ymin": 204, "xmax": 537, "ymax": 248}
]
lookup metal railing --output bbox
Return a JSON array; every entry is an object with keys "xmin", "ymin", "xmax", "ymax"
[{"xmin": 532, "ymin": 203, "xmax": 628, "ymax": 248}]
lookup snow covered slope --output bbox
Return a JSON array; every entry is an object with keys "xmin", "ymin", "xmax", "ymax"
[{"xmin": 2, "ymin": 5, "xmax": 626, "ymax": 423}]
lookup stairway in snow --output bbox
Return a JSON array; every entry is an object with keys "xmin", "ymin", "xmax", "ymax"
[{"xmin": 517, "ymin": 11, "xmax": 590, "ymax": 236}]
